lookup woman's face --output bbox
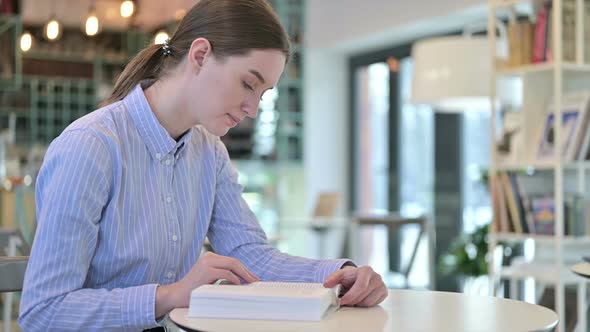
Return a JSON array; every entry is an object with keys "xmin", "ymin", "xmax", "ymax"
[{"xmin": 190, "ymin": 48, "xmax": 286, "ymax": 137}]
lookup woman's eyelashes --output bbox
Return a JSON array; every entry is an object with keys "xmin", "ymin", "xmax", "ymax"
[
  {"xmin": 242, "ymin": 81, "xmax": 265, "ymax": 101},
  {"xmin": 242, "ymin": 81, "xmax": 254, "ymax": 91}
]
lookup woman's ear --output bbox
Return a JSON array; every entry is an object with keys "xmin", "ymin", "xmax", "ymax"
[{"xmin": 187, "ymin": 38, "xmax": 212, "ymax": 72}]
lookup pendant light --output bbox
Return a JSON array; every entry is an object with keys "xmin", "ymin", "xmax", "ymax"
[
  {"xmin": 411, "ymin": 22, "xmax": 510, "ymax": 112},
  {"xmin": 44, "ymin": 1, "xmax": 62, "ymax": 41},
  {"xmin": 153, "ymin": 30, "xmax": 169, "ymax": 45},
  {"xmin": 20, "ymin": 31, "xmax": 33, "ymax": 52},
  {"xmin": 44, "ymin": 18, "xmax": 61, "ymax": 41},
  {"xmin": 120, "ymin": 0, "xmax": 135, "ymax": 18},
  {"xmin": 84, "ymin": 3, "xmax": 100, "ymax": 36}
]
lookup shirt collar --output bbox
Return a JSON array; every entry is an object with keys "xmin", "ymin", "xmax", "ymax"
[{"xmin": 124, "ymin": 83, "xmax": 192, "ymax": 160}]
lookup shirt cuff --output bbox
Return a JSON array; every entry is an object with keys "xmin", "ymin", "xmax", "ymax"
[
  {"xmin": 313, "ymin": 258, "xmax": 353, "ymax": 283},
  {"xmin": 121, "ymin": 284, "xmax": 159, "ymax": 331}
]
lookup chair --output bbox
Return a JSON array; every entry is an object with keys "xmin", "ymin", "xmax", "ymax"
[
  {"xmin": 0, "ymin": 256, "xmax": 28, "ymax": 332},
  {"xmin": 280, "ymin": 192, "xmax": 349, "ymax": 259},
  {"xmin": 0, "ymin": 256, "xmax": 28, "ymax": 292},
  {"xmin": 13, "ymin": 184, "xmax": 36, "ymax": 250},
  {"xmin": 307, "ymin": 192, "xmax": 348, "ymax": 258},
  {"xmin": 311, "ymin": 192, "xmax": 340, "ymax": 218},
  {"xmin": 0, "ymin": 227, "xmax": 29, "ymax": 332}
]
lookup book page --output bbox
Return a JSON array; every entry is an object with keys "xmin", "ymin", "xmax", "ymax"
[
  {"xmin": 249, "ymin": 282, "xmax": 341, "ymax": 297},
  {"xmin": 193, "ymin": 282, "xmax": 340, "ymax": 301},
  {"xmin": 249, "ymin": 282, "xmax": 325, "ymax": 289}
]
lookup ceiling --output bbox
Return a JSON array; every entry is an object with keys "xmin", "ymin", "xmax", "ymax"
[{"xmin": 21, "ymin": 0, "xmax": 199, "ymax": 31}]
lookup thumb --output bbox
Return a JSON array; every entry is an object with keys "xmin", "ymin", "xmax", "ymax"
[{"xmin": 323, "ymin": 269, "xmax": 346, "ymax": 288}]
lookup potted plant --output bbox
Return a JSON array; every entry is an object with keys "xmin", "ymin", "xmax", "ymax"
[{"xmin": 439, "ymin": 223, "xmax": 495, "ymax": 295}]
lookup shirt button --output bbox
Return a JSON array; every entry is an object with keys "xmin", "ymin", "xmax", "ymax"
[
  {"xmin": 155, "ymin": 153, "xmax": 162, "ymax": 160},
  {"xmin": 166, "ymin": 196, "xmax": 172, "ymax": 203},
  {"xmin": 172, "ymin": 235, "xmax": 178, "ymax": 242},
  {"xmin": 167, "ymin": 271, "xmax": 174, "ymax": 278},
  {"xmin": 165, "ymin": 159, "xmax": 172, "ymax": 166}
]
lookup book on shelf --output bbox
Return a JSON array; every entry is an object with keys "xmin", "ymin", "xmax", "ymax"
[
  {"xmin": 500, "ymin": 172, "xmax": 525, "ymax": 233},
  {"xmin": 532, "ymin": 2, "xmax": 549, "ymax": 63},
  {"xmin": 491, "ymin": 174, "xmax": 507, "ymax": 232},
  {"xmin": 507, "ymin": 19, "xmax": 535, "ymax": 67},
  {"xmin": 500, "ymin": 0, "xmax": 578, "ymax": 67},
  {"xmin": 535, "ymin": 92, "xmax": 590, "ymax": 163},
  {"xmin": 188, "ymin": 281, "xmax": 341, "ymax": 321},
  {"xmin": 491, "ymin": 171, "xmax": 590, "ymax": 236}
]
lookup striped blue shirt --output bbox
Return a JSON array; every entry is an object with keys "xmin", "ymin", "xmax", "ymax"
[{"xmin": 19, "ymin": 83, "xmax": 349, "ymax": 331}]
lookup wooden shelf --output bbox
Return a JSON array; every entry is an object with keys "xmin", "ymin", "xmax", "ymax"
[
  {"xmin": 494, "ymin": 163, "xmax": 554, "ymax": 172},
  {"xmin": 496, "ymin": 62, "xmax": 590, "ymax": 77},
  {"xmin": 494, "ymin": 161, "xmax": 590, "ymax": 172},
  {"xmin": 492, "ymin": 233, "xmax": 590, "ymax": 245}
]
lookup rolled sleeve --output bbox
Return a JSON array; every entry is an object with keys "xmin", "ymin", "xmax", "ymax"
[
  {"xmin": 209, "ymin": 138, "xmax": 356, "ymax": 283},
  {"xmin": 313, "ymin": 259, "xmax": 354, "ymax": 283}
]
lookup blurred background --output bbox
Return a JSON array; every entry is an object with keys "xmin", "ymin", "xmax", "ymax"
[{"xmin": 3, "ymin": 0, "xmax": 590, "ymax": 331}]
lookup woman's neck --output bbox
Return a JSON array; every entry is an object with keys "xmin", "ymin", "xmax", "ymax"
[{"xmin": 144, "ymin": 76, "xmax": 193, "ymax": 140}]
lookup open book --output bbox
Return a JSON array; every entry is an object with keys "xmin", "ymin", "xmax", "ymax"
[{"xmin": 188, "ymin": 282, "xmax": 341, "ymax": 321}]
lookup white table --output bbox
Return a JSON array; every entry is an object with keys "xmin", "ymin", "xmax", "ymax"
[
  {"xmin": 169, "ymin": 289, "xmax": 558, "ymax": 332},
  {"xmin": 572, "ymin": 262, "xmax": 590, "ymax": 278}
]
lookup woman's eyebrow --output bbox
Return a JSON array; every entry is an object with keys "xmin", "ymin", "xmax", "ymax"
[{"xmin": 249, "ymin": 69, "xmax": 266, "ymax": 84}]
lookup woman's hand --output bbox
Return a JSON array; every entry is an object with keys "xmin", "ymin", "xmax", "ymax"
[
  {"xmin": 323, "ymin": 265, "xmax": 388, "ymax": 307},
  {"xmin": 155, "ymin": 252, "xmax": 258, "ymax": 317}
]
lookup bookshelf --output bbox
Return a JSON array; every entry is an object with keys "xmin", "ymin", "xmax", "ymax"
[
  {"xmin": 496, "ymin": 62, "xmax": 590, "ymax": 76},
  {"xmin": 494, "ymin": 160, "xmax": 590, "ymax": 171},
  {"xmin": 494, "ymin": 232, "xmax": 590, "ymax": 244},
  {"xmin": 488, "ymin": 1, "xmax": 590, "ymax": 331},
  {"xmin": 0, "ymin": 13, "xmax": 22, "ymax": 90}
]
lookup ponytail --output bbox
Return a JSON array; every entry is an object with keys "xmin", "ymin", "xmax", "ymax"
[{"xmin": 100, "ymin": 44, "xmax": 166, "ymax": 107}]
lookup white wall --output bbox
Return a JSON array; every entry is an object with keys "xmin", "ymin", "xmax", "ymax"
[
  {"xmin": 303, "ymin": 0, "xmax": 489, "ymax": 214},
  {"xmin": 304, "ymin": 49, "xmax": 349, "ymax": 216}
]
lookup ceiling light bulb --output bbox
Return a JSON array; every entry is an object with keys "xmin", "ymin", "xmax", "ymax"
[
  {"xmin": 20, "ymin": 32, "xmax": 33, "ymax": 52},
  {"xmin": 45, "ymin": 19, "xmax": 61, "ymax": 41},
  {"xmin": 153, "ymin": 31, "xmax": 170, "ymax": 45},
  {"xmin": 85, "ymin": 14, "xmax": 100, "ymax": 36},
  {"xmin": 120, "ymin": 0, "xmax": 135, "ymax": 18}
]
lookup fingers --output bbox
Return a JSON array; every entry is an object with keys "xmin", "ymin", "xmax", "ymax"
[
  {"xmin": 211, "ymin": 268, "xmax": 242, "ymax": 285},
  {"xmin": 340, "ymin": 267, "xmax": 373, "ymax": 306},
  {"xmin": 356, "ymin": 283, "xmax": 388, "ymax": 307},
  {"xmin": 202, "ymin": 252, "xmax": 259, "ymax": 283},
  {"xmin": 323, "ymin": 268, "xmax": 346, "ymax": 288}
]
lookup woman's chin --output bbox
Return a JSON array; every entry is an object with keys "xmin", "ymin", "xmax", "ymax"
[{"xmin": 205, "ymin": 124, "xmax": 230, "ymax": 137}]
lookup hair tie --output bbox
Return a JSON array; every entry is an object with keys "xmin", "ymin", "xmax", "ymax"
[{"xmin": 162, "ymin": 39, "xmax": 172, "ymax": 56}]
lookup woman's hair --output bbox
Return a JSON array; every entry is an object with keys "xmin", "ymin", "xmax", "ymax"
[{"xmin": 102, "ymin": 0, "xmax": 290, "ymax": 106}]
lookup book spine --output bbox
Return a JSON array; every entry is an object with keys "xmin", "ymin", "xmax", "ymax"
[
  {"xmin": 501, "ymin": 172, "xmax": 523, "ymax": 233},
  {"xmin": 533, "ymin": 4, "xmax": 548, "ymax": 63}
]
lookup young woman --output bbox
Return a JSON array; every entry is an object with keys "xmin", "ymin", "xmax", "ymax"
[{"xmin": 19, "ymin": 0, "xmax": 387, "ymax": 330}]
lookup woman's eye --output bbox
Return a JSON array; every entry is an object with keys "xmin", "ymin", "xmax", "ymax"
[{"xmin": 242, "ymin": 81, "xmax": 254, "ymax": 91}]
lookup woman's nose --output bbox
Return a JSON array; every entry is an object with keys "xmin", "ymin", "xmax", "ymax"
[{"xmin": 242, "ymin": 101, "xmax": 260, "ymax": 118}]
